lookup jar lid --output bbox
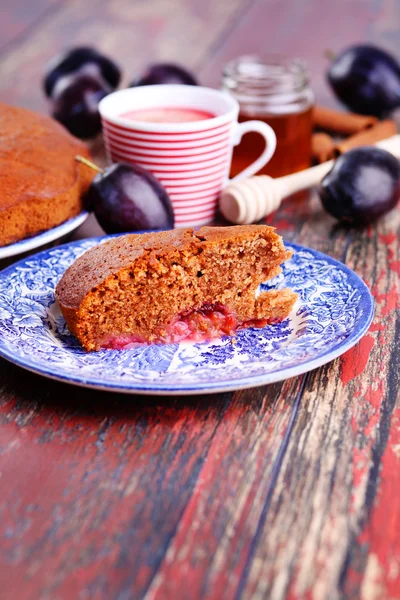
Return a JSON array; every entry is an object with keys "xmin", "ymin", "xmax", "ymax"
[{"xmin": 222, "ymin": 55, "xmax": 312, "ymax": 112}]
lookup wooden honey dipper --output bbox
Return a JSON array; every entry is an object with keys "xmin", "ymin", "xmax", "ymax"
[{"xmin": 220, "ymin": 134, "xmax": 400, "ymax": 224}]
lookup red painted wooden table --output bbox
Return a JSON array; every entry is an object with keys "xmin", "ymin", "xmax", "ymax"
[{"xmin": 0, "ymin": 1, "xmax": 399, "ymax": 598}]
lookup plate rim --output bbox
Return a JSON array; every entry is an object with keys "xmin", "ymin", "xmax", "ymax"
[
  {"xmin": 0, "ymin": 236, "xmax": 375, "ymax": 395},
  {"xmin": 0, "ymin": 211, "xmax": 89, "ymax": 260}
]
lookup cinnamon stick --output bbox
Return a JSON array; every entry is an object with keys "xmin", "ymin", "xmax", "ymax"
[
  {"xmin": 333, "ymin": 119, "xmax": 398, "ymax": 156},
  {"xmin": 312, "ymin": 132, "xmax": 335, "ymax": 163},
  {"xmin": 313, "ymin": 105, "xmax": 378, "ymax": 135}
]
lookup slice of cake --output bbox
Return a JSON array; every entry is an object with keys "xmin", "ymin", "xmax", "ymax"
[
  {"xmin": 0, "ymin": 102, "xmax": 95, "ymax": 246},
  {"xmin": 55, "ymin": 225, "xmax": 297, "ymax": 351}
]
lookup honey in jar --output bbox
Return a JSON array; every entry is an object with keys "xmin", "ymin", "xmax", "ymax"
[{"xmin": 222, "ymin": 56, "xmax": 314, "ymax": 179}]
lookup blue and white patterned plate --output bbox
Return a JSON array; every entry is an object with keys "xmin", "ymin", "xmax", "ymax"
[
  {"xmin": 0, "ymin": 237, "xmax": 373, "ymax": 395},
  {"xmin": 0, "ymin": 212, "xmax": 89, "ymax": 260}
]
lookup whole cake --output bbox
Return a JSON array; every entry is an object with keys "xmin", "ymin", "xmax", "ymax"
[
  {"xmin": 56, "ymin": 226, "xmax": 298, "ymax": 351},
  {"xmin": 0, "ymin": 102, "xmax": 95, "ymax": 246}
]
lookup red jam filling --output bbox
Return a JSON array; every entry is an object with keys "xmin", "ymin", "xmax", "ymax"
[{"xmin": 101, "ymin": 303, "xmax": 270, "ymax": 350}]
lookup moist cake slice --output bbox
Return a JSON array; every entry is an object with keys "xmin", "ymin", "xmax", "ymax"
[{"xmin": 55, "ymin": 225, "xmax": 297, "ymax": 351}]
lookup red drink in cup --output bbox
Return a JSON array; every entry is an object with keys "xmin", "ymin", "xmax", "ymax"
[{"xmin": 99, "ymin": 85, "xmax": 276, "ymax": 227}]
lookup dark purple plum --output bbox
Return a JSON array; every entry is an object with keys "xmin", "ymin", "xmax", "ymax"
[
  {"xmin": 130, "ymin": 63, "xmax": 198, "ymax": 87},
  {"xmin": 86, "ymin": 163, "xmax": 174, "ymax": 233},
  {"xmin": 327, "ymin": 45, "xmax": 400, "ymax": 117},
  {"xmin": 51, "ymin": 74, "xmax": 108, "ymax": 139},
  {"xmin": 44, "ymin": 46, "xmax": 121, "ymax": 98},
  {"xmin": 319, "ymin": 147, "xmax": 400, "ymax": 225}
]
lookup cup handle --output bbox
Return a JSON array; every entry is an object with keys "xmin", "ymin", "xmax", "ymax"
[{"xmin": 228, "ymin": 121, "xmax": 277, "ymax": 183}]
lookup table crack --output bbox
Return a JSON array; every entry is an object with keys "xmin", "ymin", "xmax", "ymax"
[{"xmin": 234, "ymin": 374, "xmax": 308, "ymax": 600}]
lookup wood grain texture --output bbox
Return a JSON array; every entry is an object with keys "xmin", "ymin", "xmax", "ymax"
[
  {"xmin": 0, "ymin": 368, "xmax": 233, "ymax": 599},
  {"xmin": 0, "ymin": 0, "xmax": 249, "ymax": 112},
  {"xmin": 0, "ymin": 0, "xmax": 400, "ymax": 599},
  {"xmin": 0, "ymin": 0, "xmax": 65, "ymax": 56},
  {"xmin": 238, "ymin": 201, "xmax": 400, "ymax": 600},
  {"xmin": 0, "ymin": 367, "xmax": 302, "ymax": 599},
  {"xmin": 199, "ymin": 0, "xmax": 400, "ymax": 110},
  {"xmin": 146, "ymin": 196, "xmax": 400, "ymax": 600}
]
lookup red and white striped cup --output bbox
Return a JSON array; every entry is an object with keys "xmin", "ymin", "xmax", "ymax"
[{"xmin": 99, "ymin": 85, "xmax": 276, "ymax": 228}]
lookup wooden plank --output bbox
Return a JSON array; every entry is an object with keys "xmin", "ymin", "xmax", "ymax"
[
  {"xmin": 0, "ymin": 0, "xmax": 65, "ymax": 56},
  {"xmin": 145, "ymin": 378, "xmax": 306, "ymax": 600},
  {"xmin": 0, "ymin": 364, "xmax": 231, "ymax": 598},
  {"xmin": 0, "ymin": 0, "xmax": 251, "ymax": 113},
  {"xmin": 199, "ymin": 0, "xmax": 400, "ymax": 109},
  {"xmin": 0, "ymin": 362, "xmax": 303, "ymax": 599}
]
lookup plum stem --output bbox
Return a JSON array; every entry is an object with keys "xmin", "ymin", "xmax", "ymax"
[{"xmin": 75, "ymin": 155, "xmax": 104, "ymax": 174}]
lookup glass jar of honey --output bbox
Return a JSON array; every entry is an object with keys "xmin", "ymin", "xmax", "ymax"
[{"xmin": 222, "ymin": 55, "xmax": 314, "ymax": 179}]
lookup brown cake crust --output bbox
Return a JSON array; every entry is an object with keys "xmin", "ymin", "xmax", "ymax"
[
  {"xmin": 0, "ymin": 102, "xmax": 95, "ymax": 246},
  {"xmin": 56, "ymin": 225, "xmax": 298, "ymax": 351}
]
